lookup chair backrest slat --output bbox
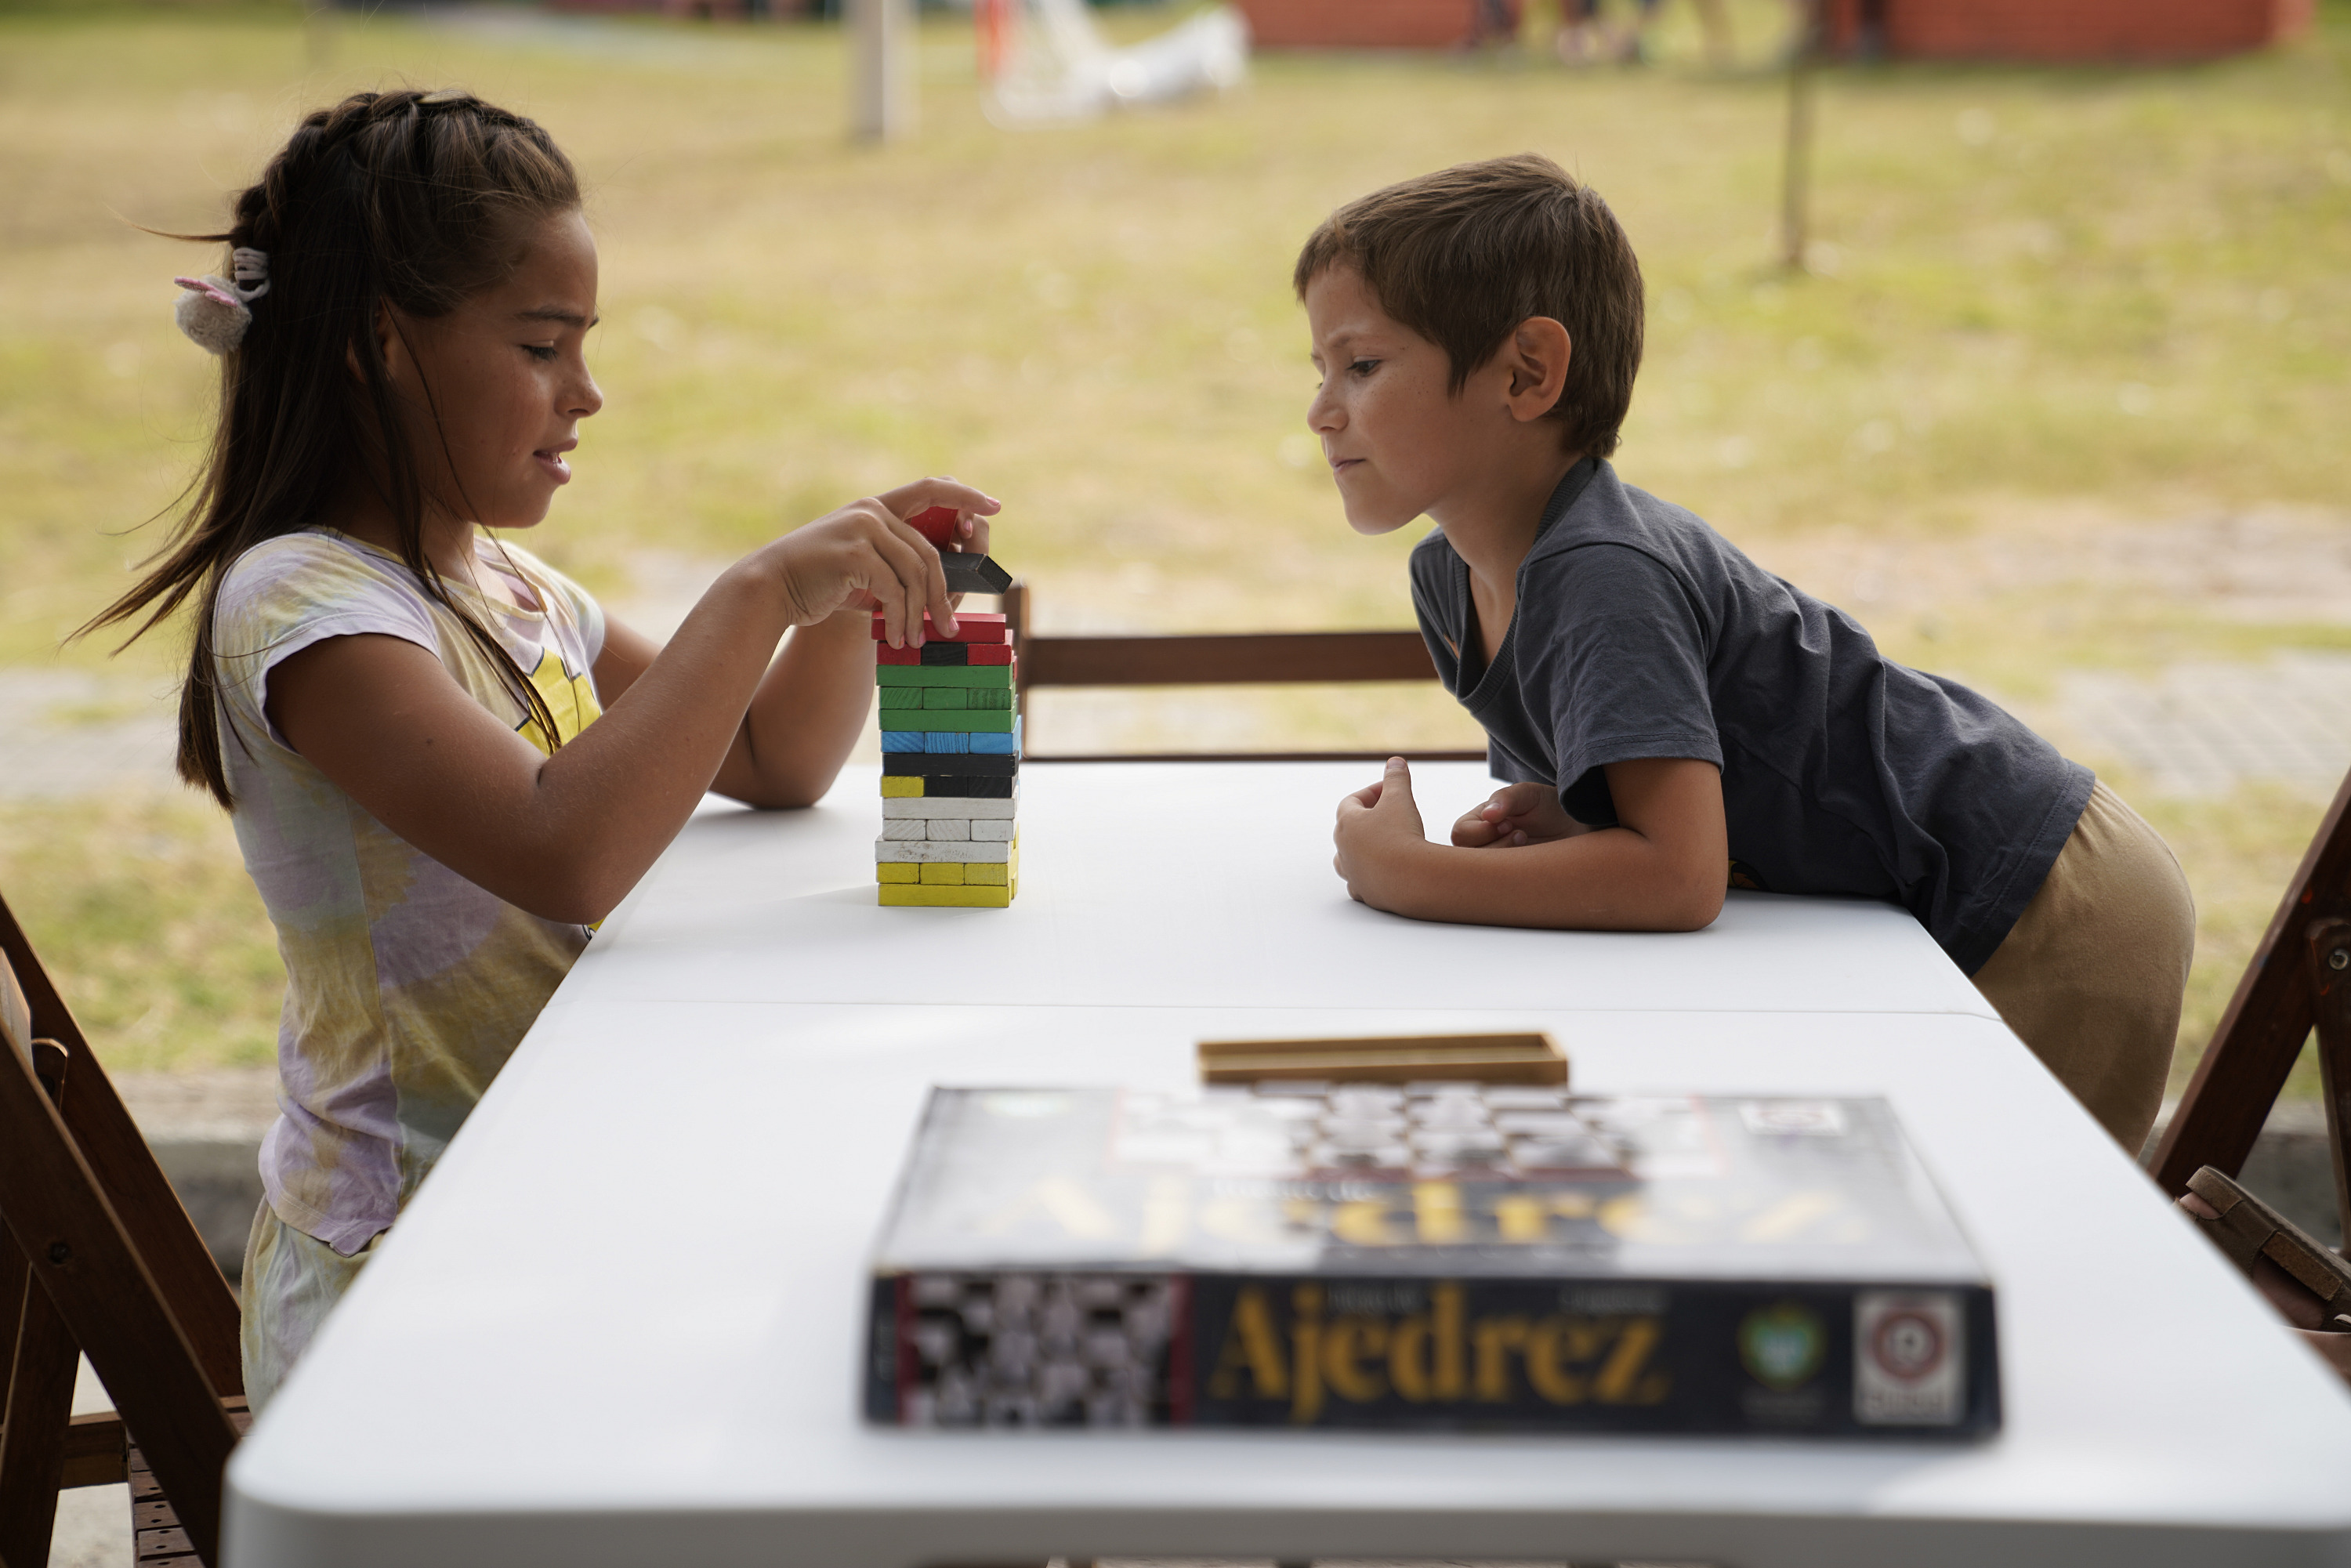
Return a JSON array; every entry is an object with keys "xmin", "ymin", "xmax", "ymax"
[
  {"xmin": 998, "ymin": 582, "xmax": 1474, "ymax": 761},
  {"xmin": 0, "ymin": 895, "xmax": 251, "ymax": 1566},
  {"xmin": 0, "ymin": 895, "xmax": 242, "ymax": 1397},
  {"xmin": 0, "ymin": 1030, "xmax": 237, "ymax": 1565},
  {"xmin": 2151, "ymin": 764, "xmax": 2351, "ymax": 1195},
  {"xmin": 0, "ymin": 949, "xmax": 27, "ymax": 1071},
  {"xmin": 1021, "ymin": 629, "xmax": 1439, "ymax": 688},
  {"xmin": 1, "ymin": 1059, "xmax": 85, "ymax": 1568}
]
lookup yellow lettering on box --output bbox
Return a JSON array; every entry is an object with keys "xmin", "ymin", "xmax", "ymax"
[
  {"xmin": 1523, "ymin": 1316, "xmax": 1603, "ymax": 1404},
  {"xmin": 1594, "ymin": 1316, "xmax": 1668, "ymax": 1404},
  {"xmin": 1492, "ymin": 1195, "xmax": 1549, "ymax": 1243},
  {"xmin": 1331, "ymin": 1199, "xmax": 1399, "ymax": 1248},
  {"xmin": 1473, "ymin": 1315, "xmax": 1529, "ymax": 1402},
  {"xmin": 1322, "ymin": 1317, "xmax": 1389, "ymax": 1403},
  {"xmin": 1413, "ymin": 1182, "xmax": 1466, "ymax": 1244},
  {"xmin": 1389, "ymin": 1283, "xmax": 1465, "ymax": 1403},
  {"xmin": 1290, "ymin": 1284, "xmax": 1325, "ymax": 1424},
  {"xmin": 1207, "ymin": 1286, "xmax": 1288, "ymax": 1401}
]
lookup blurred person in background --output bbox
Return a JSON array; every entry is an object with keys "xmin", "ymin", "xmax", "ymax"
[{"xmin": 1553, "ymin": 0, "xmax": 1731, "ymax": 66}]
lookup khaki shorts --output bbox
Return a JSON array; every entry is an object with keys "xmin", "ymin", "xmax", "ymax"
[
  {"xmin": 240, "ymin": 1200, "xmax": 382, "ymax": 1414},
  {"xmin": 1970, "ymin": 780, "xmax": 2195, "ymax": 1153}
]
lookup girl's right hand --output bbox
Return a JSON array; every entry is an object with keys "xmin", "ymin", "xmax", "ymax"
[
  {"xmin": 758, "ymin": 478, "xmax": 1001, "ymax": 648},
  {"xmin": 1451, "ymin": 780, "xmax": 1584, "ymax": 848}
]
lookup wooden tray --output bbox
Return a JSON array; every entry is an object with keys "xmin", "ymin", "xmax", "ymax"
[{"xmin": 1196, "ymin": 1031, "xmax": 1567, "ymax": 1086}]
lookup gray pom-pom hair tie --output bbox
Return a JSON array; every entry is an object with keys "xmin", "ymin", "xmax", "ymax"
[{"xmin": 173, "ymin": 247, "xmax": 270, "ymax": 355}]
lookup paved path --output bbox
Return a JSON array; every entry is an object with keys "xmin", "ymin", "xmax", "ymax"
[
  {"xmin": 8, "ymin": 533, "xmax": 2349, "ymax": 804},
  {"xmin": 2060, "ymin": 652, "xmax": 2351, "ymax": 797},
  {"xmin": 0, "ymin": 669, "xmax": 179, "ymax": 800},
  {"xmin": 11, "ymin": 649, "xmax": 2350, "ymax": 802}
]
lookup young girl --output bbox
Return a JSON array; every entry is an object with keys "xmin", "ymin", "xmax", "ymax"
[{"xmin": 85, "ymin": 88, "xmax": 997, "ymax": 1408}]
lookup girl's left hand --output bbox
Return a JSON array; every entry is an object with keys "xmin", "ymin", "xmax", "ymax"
[
  {"xmin": 851, "ymin": 479, "xmax": 997, "ymax": 618},
  {"xmin": 760, "ymin": 477, "xmax": 999, "ymax": 646},
  {"xmin": 906, "ymin": 490, "xmax": 991, "ymax": 563},
  {"xmin": 883, "ymin": 486, "xmax": 992, "ymax": 607}
]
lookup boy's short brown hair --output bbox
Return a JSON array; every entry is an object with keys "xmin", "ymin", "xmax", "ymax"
[{"xmin": 1293, "ymin": 154, "xmax": 1643, "ymax": 460}]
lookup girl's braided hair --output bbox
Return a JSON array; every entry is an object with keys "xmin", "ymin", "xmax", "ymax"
[{"xmin": 84, "ymin": 89, "xmax": 582, "ymax": 808}]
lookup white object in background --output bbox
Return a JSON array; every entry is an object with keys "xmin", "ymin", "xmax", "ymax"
[
  {"xmin": 987, "ymin": 0, "xmax": 1248, "ymax": 125},
  {"xmin": 851, "ymin": 0, "xmax": 915, "ymax": 141}
]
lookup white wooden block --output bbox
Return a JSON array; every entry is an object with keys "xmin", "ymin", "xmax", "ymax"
[
  {"xmin": 969, "ymin": 818, "xmax": 1014, "ymax": 841},
  {"xmin": 880, "ymin": 794, "xmax": 1018, "ymax": 820},
  {"xmin": 882, "ymin": 819, "xmax": 929, "ymax": 841},
  {"xmin": 875, "ymin": 837, "xmax": 1013, "ymax": 864},
  {"xmin": 925, "ymin": 817, "xmax": 972, "ymax": 842}
]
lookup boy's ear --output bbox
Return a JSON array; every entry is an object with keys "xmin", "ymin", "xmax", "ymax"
[{"xmin": 1503, "ymin": 316, "xmax": 1572, "ymax": 424}]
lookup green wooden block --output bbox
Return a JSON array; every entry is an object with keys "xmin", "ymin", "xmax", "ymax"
[
  {"xmin": 897, "ymin": 711, "xmax": 1016, "ymax": 733},
  {"xmin": 878, "ymin": 686, "xmax": 924, "ymax": 711},
  {"xmin": 920, "ymin": 687, "xmax": 969, "ymax": 711},
  {"xmin": 965, "ymin": 685, "xmax": 1012, "ymax": 709},
  {"xmin": 875, "ymin": 665, "xmax": 1015, "ymax": 690}
]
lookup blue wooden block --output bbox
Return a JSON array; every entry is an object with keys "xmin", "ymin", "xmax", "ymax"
[
  {"xmin": 883, "ymin": 718, "xmax": 1020, "ymax": 755},
  {"xmin": 969, "ymin": 717, "xmax": 1023, "ymax": 756}
]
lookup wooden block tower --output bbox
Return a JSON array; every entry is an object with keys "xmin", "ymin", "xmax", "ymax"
[{"xmin": 873, "ymin": 512, "xmax": 1020, "ymax": 907}]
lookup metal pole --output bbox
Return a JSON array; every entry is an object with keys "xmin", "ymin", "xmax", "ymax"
[
  {"xmin": 850, "ymin": 0, "xmax": 915, "ymax": 143},
  {"xmin": 1779, "ymin": 0, "xmax": 1823, "ymax": 270}
]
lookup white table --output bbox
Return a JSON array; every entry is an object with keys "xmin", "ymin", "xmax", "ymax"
[{"xmin": 224, "ymin": 763, "xmax": 2351, "ymax": 1568}]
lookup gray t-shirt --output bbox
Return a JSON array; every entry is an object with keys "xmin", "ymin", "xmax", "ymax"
[{"xmin": 1409, "ymin": 459, "xmax": 2092, "ymax": 974}]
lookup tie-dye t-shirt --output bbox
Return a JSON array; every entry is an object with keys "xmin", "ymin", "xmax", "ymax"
[{"xmin": 212, "ymin": 529, "xmax": 605, "ymax": 1256}]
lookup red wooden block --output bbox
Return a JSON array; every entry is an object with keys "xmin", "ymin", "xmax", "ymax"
[
  {"xmin": 875, "ymin": 644, "xmax": 922, "ymax": 665},
  {"xmin": 869, "ymin": 611, "xmax": 1008, "ymax": 644},
  {"xmin": 908, "ymin": 506, "xmax": 961, "ymax": 546},
  {"xmin": 968, "ymin": 643, "xmax": 1015, "ymax": 666}
]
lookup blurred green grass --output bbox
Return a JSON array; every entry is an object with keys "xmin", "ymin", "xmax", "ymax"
[
  {"xmin": 0, "ymin": 795, "xmax": 282, "ymax": 1070},
  {"xmin": 3, "ymin": 1, "xmax": 2349, "ymax": 1081}
]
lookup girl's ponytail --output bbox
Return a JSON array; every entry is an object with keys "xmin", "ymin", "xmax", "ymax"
[{"xmin": 82, "ymin": 90, "xmax": 583, "ymax": 809}]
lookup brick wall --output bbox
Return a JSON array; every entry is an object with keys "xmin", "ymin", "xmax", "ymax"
[
  {"xmin": 1825, "ymin": 0, "xmax": 2313, "ymax": 60},
  {"xmin": 1233, "ymin": 0, "xmax": 1476, "ymax": 49}
]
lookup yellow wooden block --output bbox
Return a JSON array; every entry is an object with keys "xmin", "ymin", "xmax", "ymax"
[
  {"xmin": 919, "ymin": 862, "xmax": 965, "ymax": 885},
  {"xmin": 966, "ymin": 862, "xmax": 1008, "ymax": 886},
  {"xmin": 878, "ymin": 883, "xmax": 1013, "ymax": 907},
  {"xmin": 880, "ymin": 776, "xmax": 924, "ymax": 798},
  {"xmin": 876, "ymin": 862, "xmax": 919, "ymax": 884}
]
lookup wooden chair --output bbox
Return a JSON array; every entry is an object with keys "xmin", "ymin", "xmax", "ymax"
[
  {"xmin": 0, "ymin": 886, "xmax": 248, "ymax": 1568},
  {"xmin": 2150, "ymin": 765, "xmax": 2351, "ymax": 1254},
  {"xmin": 1000, "ymin": 581, "xmax": 1484, "ymax": 763}
]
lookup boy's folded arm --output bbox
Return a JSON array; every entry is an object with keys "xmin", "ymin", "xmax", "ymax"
[{"xmin": 1353, "ymin": 758, "xmax": 1727, "ymax": 932}]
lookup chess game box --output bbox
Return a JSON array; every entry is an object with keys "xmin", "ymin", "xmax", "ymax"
[{"xmin": 864, "ymin": 1085, "xmax": 1999, "ymax": 1438}]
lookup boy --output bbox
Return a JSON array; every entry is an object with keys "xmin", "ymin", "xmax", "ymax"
[{"xmin": 1306, "ymin": 154, "xmax": 2193, "ymax": 1153}]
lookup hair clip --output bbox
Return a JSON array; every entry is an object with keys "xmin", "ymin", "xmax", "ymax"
[{"xmin": 173, "ymin": 247, "xmax": 270, "ymax": 356}]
